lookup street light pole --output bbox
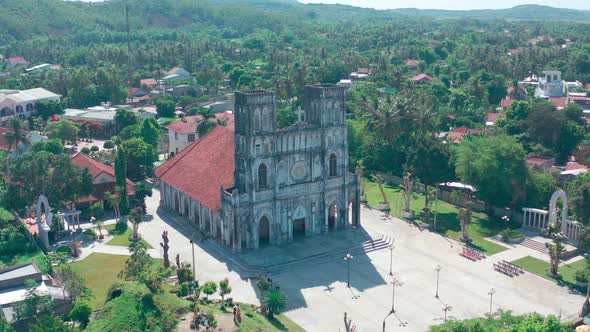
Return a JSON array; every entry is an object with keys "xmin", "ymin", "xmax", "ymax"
[
  {"xmin": 344, "ymin": 254, "xmax": 353, "ymax": 288},
  {"xmin": 443, "ymin": 305, "xmax": 452, "ymax": 322},
  {"xmin": 391, "ymin": 278, "xmax": 403, "ymax": 314},
  {"xmin": 433, "ymin": 183, "xmax": 440, "ymax": 231},
  {"xmin": 488, "ymin": 288, "xmax": 496, "ymax": 316},
  {"xmin": 435, "ymin": 265, "xmax": 442, "ymax": 298},
  {"xmin": 190, "ymin": 240, "xmax": 196, "ymax": 283},
  {"xmin": 388, "ymin": 244, "xmax": 395, "ymax": 276}
]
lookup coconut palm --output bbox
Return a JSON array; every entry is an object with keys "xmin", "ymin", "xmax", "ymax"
[
  {"xmin": 104, "ymin": 191, "xmax": 121, "ymax": 222},
  {"xmin": 4, "ymin": 115, "xmax": 30, "ymax": 153}
]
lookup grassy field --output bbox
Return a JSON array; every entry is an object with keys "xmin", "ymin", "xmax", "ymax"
[
  {"xmin": 364, "ymin": 180, "xmax": 509, "ymax": 255},
  {"xmin": 512, "ymin": 256, "xmax": 587, "ymax": 288},
  {"xmin": 71, "ymin": 253, "xmax": 128, "ymax": 308},
  {"xmin": 199, "ymin": 302, "xmax": 305, "ymax": 332},
  {"xmin": 104, "ymin": 223, "xmax": 152, "ymax": 248}
]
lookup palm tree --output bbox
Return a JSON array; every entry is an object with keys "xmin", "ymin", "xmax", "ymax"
[
  {"xmin": 263, "ymin": 288, "xmax": 287, "ymax": 318},
  {"xmin": 104, "ymin": 191, "xmax": 121, "ymax": 222},
  {"xmin": 4, "ymin": 115, "xmax": 30, "ymax": 153}
]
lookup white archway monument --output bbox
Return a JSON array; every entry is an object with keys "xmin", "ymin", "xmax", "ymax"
[
  {"xmin": 36, "ymin": 195, "xmax": 53, "ymax": 250},
  {"xmin": 548, "ymin": 189, "xmax": 568, "ymax": 232}
]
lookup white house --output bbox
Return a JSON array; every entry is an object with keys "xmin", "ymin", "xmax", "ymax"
[
  {"xmin": 165, "ymin": 115, "xmax": 201, "ymax": 155},
  {"xmin": 0, "ymin": 88, "xmax": 61, "ymax": 126}
]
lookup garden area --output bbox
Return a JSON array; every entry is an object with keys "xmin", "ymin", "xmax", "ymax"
[
  {"xmin": 512, "ymin": 256, "xmax": 588, "ymax": 290},
  {"xmin": 70, "ymin": 253, "xmax": 128, "ymax": 308},
  {"xmin": 364, "ymin": 180, "xmax": 510, "ymax": 255},
  {"xmin": 104, "ymin": 223, "xmax": 152, "ymax": 248}
]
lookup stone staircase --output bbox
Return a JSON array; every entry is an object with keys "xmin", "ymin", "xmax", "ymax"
[{"xmin": 520, "ymin": 238, "xmax": 549, "ymax": 254}]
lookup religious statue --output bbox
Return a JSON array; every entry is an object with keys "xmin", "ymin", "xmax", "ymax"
[
  {"xmin": 459, "ymin": 208, "xmax": 472, "ymax": 243},
  {"xmin": 161, "ymin": 230, "xmax": 170, "ymax": 268},
  {"xmin": 176, "ymin": 253, "xmax": 181, "ymax": 268}
]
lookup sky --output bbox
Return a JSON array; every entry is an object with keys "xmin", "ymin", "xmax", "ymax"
[{"xmin": 298, "ymin": 0, "xmax": 590, "ymax": 11}]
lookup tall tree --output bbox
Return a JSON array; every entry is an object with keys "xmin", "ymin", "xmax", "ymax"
[
  {"xmin": 4, "ymin": 116, "xmax": 30, "ymax": 153},
  {"xmin": 453, "ymin": 135, "xmax": 528, "ymax": 207},
  {"xmin": 140, "ymin": 117, "xmax": 160, "ymax": 148},
  {"xmin": 115, "ymin": 146, "xmax": 129, "ymax": 215}
]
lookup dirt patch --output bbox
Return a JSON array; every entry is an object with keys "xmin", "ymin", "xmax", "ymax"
[{"xmin": 176, "ymin": 312, "xmax": 237, "ymax": 332}]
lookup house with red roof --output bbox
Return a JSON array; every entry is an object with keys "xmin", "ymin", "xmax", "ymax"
[
  {"xmin": 6, "ymin": 56, "xmax": 28, "ymax": 68},
  {"xmin": 405, "ymin": 59, "xmax": 419, "ymax": 67},
  {"xmin": 410, "ymin": 73, "xmax": 433, "ymax": 84},
  {"xmin": 165, "ymin": 113, "xmax": 234, "ymax": 155},
  {"xmin": 485, "ymin": 112, "xmax": 503, "ymax": 126},
  {"xmin": 446, "ymin": 126, "xmax": 484, "ymax": 144},
  {"xmin": 155, "ymin": 86, "xmax": 361, "ymax": 251},
  {"xmin": 526, "ymin": 156, "xmax": 555, "ymax": 170},
  {"xmin": 71, "ymin": 153, "xmax": 135, "ymax": 207},
  {"xmin": 140, "ymin": 78, "xmax": 158, "ymax": 89}
]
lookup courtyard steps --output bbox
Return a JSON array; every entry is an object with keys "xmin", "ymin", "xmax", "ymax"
[
  {"xmin": 256, "ymin": 235, "xmax": 394, "ymax": 276},
  {"xmin": 520, "ymin": 238, "xmax": 549, "ymax": 254}
]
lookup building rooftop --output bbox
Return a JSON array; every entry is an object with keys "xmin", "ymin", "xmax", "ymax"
[
  {"xmin": 156, "ymin": 114, "xmax": 235, "ymax": 211},
  {"xmin": 0, "ymin": 88, "xmax": 61, "ymax": 104}
]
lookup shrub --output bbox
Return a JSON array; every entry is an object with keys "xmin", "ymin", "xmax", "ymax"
[
  {"xmin": 56, "ymin": 246, "xmax": 71, "ymax": 254},
  {"xmin": 106, "ymin": 283, "xmax": 123, "ymax": 301},
  {"xmin": 103, "ymin": 140, "xmax": 114, "ymax": 149},
  {"xmin": 500, "ymin": 229, "xmax": 523, "ymax": 242},
  {"xmin": 202, "ymin": 281, "xmax": 217, "ymax": 300},
  {"xmin": 81, "ymin": 147, "xmax": 91, "ymax": 154},
  {"xmin": 114, "ymin": 222, "xmax": 128, "ymax": 234},
  {"xmin": 575, "ymin": 269, "xmax": 589, "ymax": 283},
  {"xmin": 90, "ymin": 145, "xmax": 99, "ymax": 152},
  {"xmin": 177, "ymin": 282, "xmax": 191, "ymax": 297},
  {"xmin": 83, "ymin": 229, "xmax": 96, "ymax": 236}
]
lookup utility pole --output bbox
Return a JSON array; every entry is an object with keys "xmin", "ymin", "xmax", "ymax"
[
  {"xmin": 388, "ymin": 244, "xmax": 395, "ymax": 276},
  {"xmin": 435, "ymin": 265, "xmax": 442, "ymax": 298},
  {"xmin": 443, "ymin": 304, "xmax": 452, "ymax": 322},
  {"xmin": 125, "ymin": 0, "xmax": 132, "ymax": 101}
]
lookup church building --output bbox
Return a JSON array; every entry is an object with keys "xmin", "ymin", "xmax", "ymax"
[{"xmin": 156, "ymin": 84, "xmax": 361, "ymax": 251}]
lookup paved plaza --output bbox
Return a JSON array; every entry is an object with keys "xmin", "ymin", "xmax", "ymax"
[{"xmin": 83, "ymin": 190, "xmax": 584, "ymax": 331}]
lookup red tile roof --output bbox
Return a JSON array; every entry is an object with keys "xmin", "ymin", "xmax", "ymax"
[
  {"xmin": 508, "ymin": 49, "xmax": 521, "ymax": 55},
  {"xmin": 507, "ymin": 85, "xmax": 528, "ymax": 95},
  {"xmin": 486, "ymin": 112, "xmax": 500, "ymax": 123},
  {"xmin": 156, "ymin": 118, "xmax": 235, "ymax": 211},
  {"xmin": 447, "ymin": 126, "xmax": 484, "ymax": 144},
  {"xmin": 501, "ymin": 97, "xmax": 514, "ymax": 109},
  {"xmin": 7, "ymin": 56, "xmax": 25, "ymax": 64},
  {"xmin": 357, "ymin": 68, "xmax": 371, "ymax": 74},
  {"xmin": 411, "ymin": 73, "xmax": 433, "ymax": 82},
  {"xmin": 71, "ymin": 153, "xmax": 135, "ymax": 204},
  {"xmin": 168, "ymin": 67, "xmax": 184, "ymax": 75},
  {"xmin": 526, "ymin": 156, "xmax": 554, "ymax": 167},
  {"xmin": 140, "ymin": 78, "xmax": 157, "ymax": 87},
  {"xmin": 165, "ymin": 113, "xmax": 234, "ymax": 134},
  {"xmin": 405, "ymin": 59, "xmax": 419, "ymax": 67},
  {"xmin": 566, "ymin": 162, "xmax": 589, "ymax": 171},
  {"xmin": 549, "ymin": 97, "xmax": 567, "ymax": 108}
]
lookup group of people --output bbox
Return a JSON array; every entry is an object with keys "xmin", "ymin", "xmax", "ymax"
[{"xmin": 233, "ymin": 304, "xmax": 242, "ymax": 323}]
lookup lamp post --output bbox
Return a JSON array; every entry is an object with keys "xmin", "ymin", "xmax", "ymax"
[
  {"xmin": 488, "ymin": 288, "xmax": 496, "ymax": 316},
  {"xmin": 344, "ymin": 253, "xmax": 353, "ymax": 288},
  {"xmin": 435, "ymin": 265, "xmax": 442, "ymax": 298},
  {"xmin": 433, "ymin": 183, "xmax": 440, "ymax": 231},
  {"xmin": 388, "ymin": 244, "xmax": 395, "ymax": 276},
  {"xmin": 190, "ymin": 240, "xmax": 196, "ymax": 283},
  {"xmin": 391, "ymin": 277, "xmax": 403, "ymax": 314},
  {"xmin": 443, "ymin": 304, "xmax": 452, "ymax": 322}
]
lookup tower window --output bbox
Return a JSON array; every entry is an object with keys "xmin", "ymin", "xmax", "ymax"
[
  {"xmin": 329, "ymin": 154, "xmax": 337, "ymax": 177},
  {"xmin": 258, "ymin": 163, "xmax": 268, "ymax": 189}
]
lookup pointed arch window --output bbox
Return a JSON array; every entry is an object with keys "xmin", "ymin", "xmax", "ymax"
[
  {"xmin": 329, "ymin": 154, "xmax": 337, "ymax": 177},
  {"xmin": 258, "ymin": 163, "xmax": 268, "ymax": 189}
]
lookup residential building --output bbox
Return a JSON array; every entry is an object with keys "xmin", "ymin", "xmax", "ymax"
[
  {"xmin": 165, "ymin": 113, "xmax": 233, "ymax": 155},
  {"xmin": 410, "ymin": 73, "xmax": 433, "ymax": 83},
  {"xmin": 0, "ymin": 88, "xmax": 61, "ymax": 126},
  {"xmin": 6, "ymin": 56, "xmax": 27, "ymax": 68},
  {"xmin": 71, "ymin": 153, "xmax": 135, "ymax": 208},
  {"xmin": 526, "ymin": 156, "xmax": 556, "ymax": 170}
]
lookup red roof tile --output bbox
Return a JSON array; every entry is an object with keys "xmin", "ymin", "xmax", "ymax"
[
  {"xmin": 507, "ymin": 85, "xmax": 528, "ymax": 95},
  {"xmin": 526, "ymin": 156, "xmax": 554, "ymax": 166},
  {"xmin": 71, "ymin": 153, "xmax": 135, "ymax": 197},
  {"xmin": 165, "ymin": 113, "xmax": 234, "ymax": 134},
  {"xmin": 405, "ymin": 59, "xmax": 419, "ymax": 67},
  {"xmin": 486, "ymin": 112, "xmax": 500, "ymax": 123},
  {"xmin": 140, "ymin": 78, "xmax": 157, "ymax": 87},
  {"xmin": 549, "ymin": 97, "xmax": 567, "ymax": 108},
  {"xmin": 7, "ymin": 56, "xmax": 25, "ymax": 64},
  {"xmin": 411, "ymin": 73, "xmax": 433, "ymax": 82},
  {"xmin": 566, "ymin": 162, "xmax": 589, "ymax": 171},
  {"xmin": 156, "ymin": 117, "xmax": 235, "ymax": 211},
  {"xmin": 447, "ymin": 126, "xmax": 484, "ymax": 144},
  {"xmin": 168, "ymin": 67, "xmax": 184, "ymax": 74},
  {"xmin": 501, "ymin": 97, "xmax": 514, "ymax": 109}
]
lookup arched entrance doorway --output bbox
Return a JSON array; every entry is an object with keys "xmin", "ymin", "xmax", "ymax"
[
  {"xmin": 328, "ymin": 201, "xmax": 338, "ymax": 231},
  {"xmin": 258, "ymin": 216, "xmax": 270, "ymax": 246},
  {"xmin": 292, "ymin": 206, "xmax": 306, "ymax": 239}
]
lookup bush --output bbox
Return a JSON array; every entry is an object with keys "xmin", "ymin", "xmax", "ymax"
[
  {"xmin": 90, "ymin": 145, "xmax": 99, "ymax": 152},
  {"xmin": 106, "ymin": 283, "xmax": 123, "ymax": 301},
  {"xmin": 177, "ymin": 282, "xmax": 191, "ymax": 297},
  {"xmin": 114, "ymin": 222, "xmax": 128, "ymax": 234},
  {"xmin": 575, "ymin": 269, "xmax": 589, "ymax": 283},
  {"xmin": 83, "ymin": 229, "xmax": 96, "ymax": 236},
  {"xmin": 103, "ymin": 140, "xmax": 114, "ymax": 149},
  {"xmin": 56, "ymin": 246, "xmax": 71, "ymax": 254},
  {"xmin": 81, "ymin": 147, "xmax": 91, "ymax": 154},
  {"xmin": 500, "ymin": 229, "xmax": 523, "ymax": 242}
]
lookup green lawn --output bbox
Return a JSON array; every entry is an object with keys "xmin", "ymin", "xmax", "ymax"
[
  {"xmin": 512, "ymin": 256, "xmax": 587, "ymax": 288},
  {"xmin": 104, "ymin": 223, "xmax": 152, "ymax": 248},
  {"xmin": 71, "ymin": 253, "xmax": 128, "ymax": 308},
  {"xmin": 364, "ymin": 180, "xmax": 508, "ymax": 255},
  {"xmin": 199, "ymin": 302, "xmax": 305, "ymax": 332}
]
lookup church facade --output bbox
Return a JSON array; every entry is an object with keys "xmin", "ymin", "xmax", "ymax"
[{"xmin": 156, "ymin": 84, "xmax": 360, "ymax": 251}]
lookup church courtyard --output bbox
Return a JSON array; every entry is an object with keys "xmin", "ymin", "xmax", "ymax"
[{"xmin": 133, "ymin": 189, "xmax": 584, "ymax": 331}]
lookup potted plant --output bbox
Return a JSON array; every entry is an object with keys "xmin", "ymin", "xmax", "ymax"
[
  {"xmin": 401, "ymin": 173, "xmax": 415, "ymax": 220},
  {"xmin": 372, "ymin": 174, "xmax": 390, "ymax": 213}
]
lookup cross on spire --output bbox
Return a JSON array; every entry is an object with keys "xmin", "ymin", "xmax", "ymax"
[{"xmin": 295, "ymin": 107, "xmax": 305, "ymax": 123}]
